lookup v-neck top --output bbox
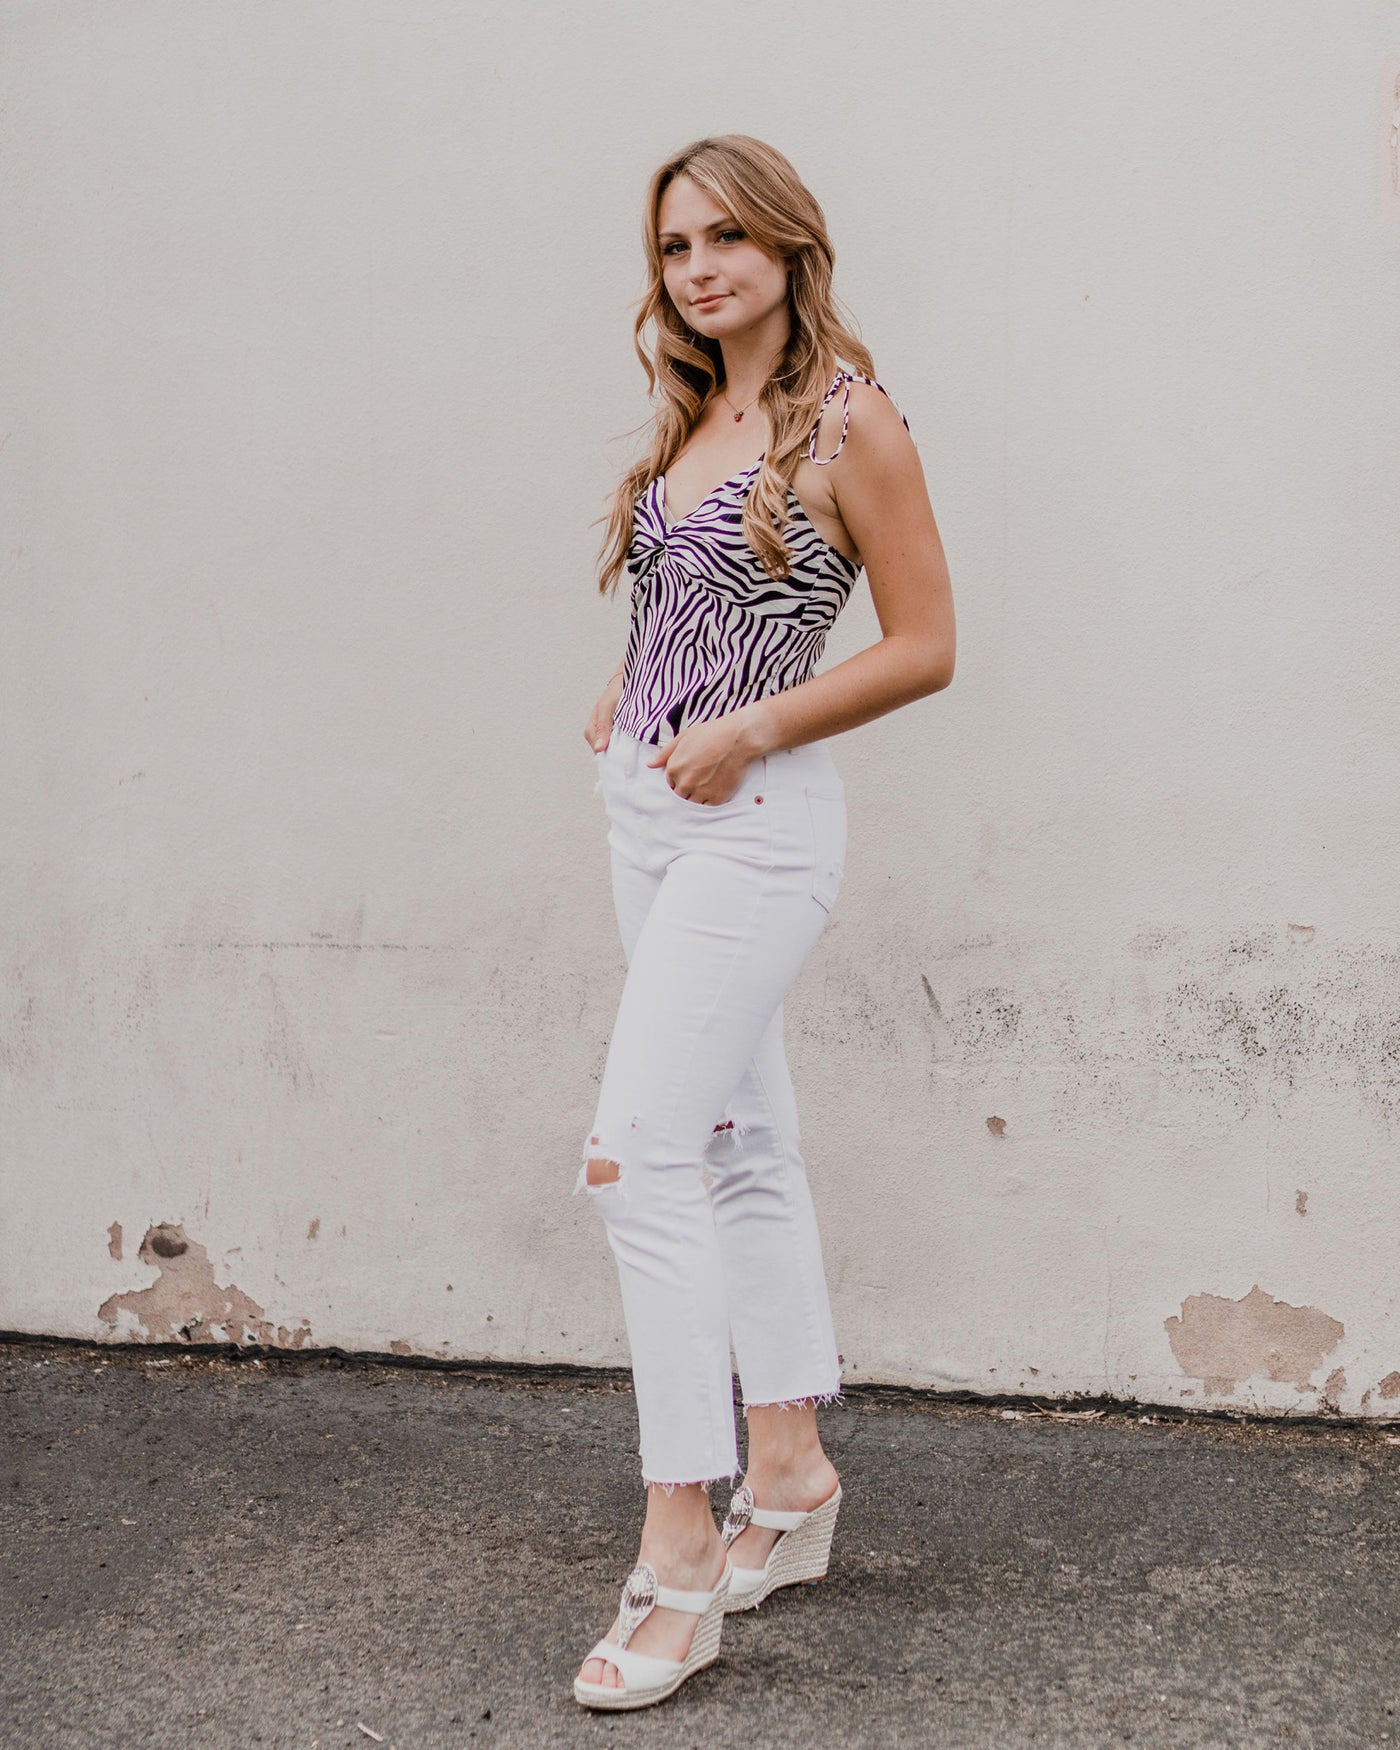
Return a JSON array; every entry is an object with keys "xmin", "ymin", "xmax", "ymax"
[{"xmin": 611, "ymin": 369, "xmax": 910, "ymax": 746}]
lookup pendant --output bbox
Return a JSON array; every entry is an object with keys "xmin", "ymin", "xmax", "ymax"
[{"xmin": 733, "ymin": 410, "xmax": 744, "ymax": 421}]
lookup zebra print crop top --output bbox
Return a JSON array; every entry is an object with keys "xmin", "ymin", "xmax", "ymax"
[{"xmin": 610, "ymin": 369, "xmax": 911, "ymax": 746}]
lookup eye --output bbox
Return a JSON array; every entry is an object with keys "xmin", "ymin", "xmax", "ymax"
[{"xmin": 661, "ymin": 228, "xmax": 745, "ymax": 256}]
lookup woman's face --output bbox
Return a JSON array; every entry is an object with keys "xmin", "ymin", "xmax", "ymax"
[{"xmin": 657, "ymin": 174, "xmax": 788, "ymax": 343}]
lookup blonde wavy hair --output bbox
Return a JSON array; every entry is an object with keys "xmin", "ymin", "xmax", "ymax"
[{"xmin": 595, "ymin": 134, "xmax": 877, "ymax": 595}]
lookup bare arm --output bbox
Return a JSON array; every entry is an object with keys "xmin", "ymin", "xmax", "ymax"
[{"xmin": 736, "ymin": 380, "xmax": 955, "ymax": 757}]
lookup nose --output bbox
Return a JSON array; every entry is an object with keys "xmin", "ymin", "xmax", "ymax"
[{"xmin": 687, "ymin": 241, "xmax": 720, "ymax": 283}]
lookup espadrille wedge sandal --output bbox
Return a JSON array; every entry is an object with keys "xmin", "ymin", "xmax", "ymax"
[
  {"xmin": 573, "ymin": 1556, "xmax": 733, "ymax": 1711},
  {"xmin": 719, "ymin": 1478, "xmax": 843, "ymax": 1612}
]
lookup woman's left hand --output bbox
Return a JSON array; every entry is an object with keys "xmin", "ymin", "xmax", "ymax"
[{"xmin": 646, "ymin": 706, "xmax": 769, "ymax": 806}]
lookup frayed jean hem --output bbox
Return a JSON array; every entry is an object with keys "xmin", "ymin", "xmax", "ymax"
[
  {"xmin": 642, "ymin": 1462, "xmax": 745, "ymax": 1496},
  {"xmin": 741, "ymin": 1386, "xmax": 846, "ymax": 1416}
]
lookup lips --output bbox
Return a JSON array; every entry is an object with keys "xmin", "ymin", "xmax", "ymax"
[{"xmin": 692, "ymin": 294, "xmax": 727, "ymax": 309}]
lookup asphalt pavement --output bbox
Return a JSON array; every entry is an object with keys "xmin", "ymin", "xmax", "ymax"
[{"xmin": 3, "ymin": 1340, "xmax": 1398, "ymax": 1748}]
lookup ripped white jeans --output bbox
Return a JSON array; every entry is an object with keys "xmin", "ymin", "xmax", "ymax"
[{"xmin": 575, "ymin": 723, "xmax": 847, "ymax": 1490}]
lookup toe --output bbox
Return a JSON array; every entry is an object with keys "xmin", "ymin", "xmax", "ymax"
[{"xmin": 577, "ymin": 1654, "xmax": 625, "ymax": 1691}]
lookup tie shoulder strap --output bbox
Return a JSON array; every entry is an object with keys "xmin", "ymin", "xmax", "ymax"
[{"xmin": 806, "ymin": 369, "xmax": 912, "ymax": 466}]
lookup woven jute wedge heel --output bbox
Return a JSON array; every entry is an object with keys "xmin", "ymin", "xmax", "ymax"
[
  {"xmin": 573, "ymin": 1556, "xmax": 732, "ymax": 1711},
  {"xmin": 719, "ymin": 1479, "xmax": 843, "ymax": 1612}
]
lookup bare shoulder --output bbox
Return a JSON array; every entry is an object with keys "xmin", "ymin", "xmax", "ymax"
[{"xmin": 826, "ymin": 373, "xmax": 935, "ymax": 560}]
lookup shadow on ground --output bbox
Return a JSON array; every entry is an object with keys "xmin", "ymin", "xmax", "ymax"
[{"xmin": 3, "ymin": 1341, "xmax": 1399, "ymax": 1748}]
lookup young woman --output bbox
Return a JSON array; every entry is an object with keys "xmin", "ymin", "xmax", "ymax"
[{"xmin": 572, "ymin": 134, "xmax": 955, "ymax": 1711}]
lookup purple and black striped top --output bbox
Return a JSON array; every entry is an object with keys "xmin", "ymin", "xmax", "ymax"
[{"xmin": 611, "ymin": 369, "xmax": 910, "ymax": 746}]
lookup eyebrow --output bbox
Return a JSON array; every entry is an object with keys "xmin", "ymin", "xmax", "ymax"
[{"xmin": 658, "ymin": 217, "xmax": 738, "ymax": 240}]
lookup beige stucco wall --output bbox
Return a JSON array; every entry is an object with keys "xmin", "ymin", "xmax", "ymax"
[{"xmin": 4, "ymin": 1, "xmax": 1400, "ymax": 1416}]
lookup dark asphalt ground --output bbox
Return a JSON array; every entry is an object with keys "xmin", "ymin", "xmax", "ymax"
[{"xmin": 3, "ymin": 1340, "xmax": 1398, "ymax": 1749}]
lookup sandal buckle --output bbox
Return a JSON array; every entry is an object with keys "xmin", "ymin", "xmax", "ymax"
[
  {"xmin": 720, "ymin": 1481, "xmax": 754, "ymax": 1547},
  {"xmin": 615, "ymin": 1560, "xmax": 658, "ymax": 1648}
]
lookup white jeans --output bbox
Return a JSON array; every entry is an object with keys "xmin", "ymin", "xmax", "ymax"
[{"xmin": 575, "ymin": 724, "xmax": 847, "ymax": 1489}]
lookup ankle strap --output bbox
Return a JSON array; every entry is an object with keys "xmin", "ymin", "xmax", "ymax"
[
  {"xmin": 615, "ymin": 1559, "xmax": 727, "ymax": 1642},
  {"xmin": 721, "ymin": 1480, "xmax": 810, "ymax": 1544},
  {"xmin": 746, "ymin": 1504, "xmax": 812, "ymax": 1531},
  {"xmin": 655, "ymin": 1576, "xmax": 723, "ymax": 1613}
]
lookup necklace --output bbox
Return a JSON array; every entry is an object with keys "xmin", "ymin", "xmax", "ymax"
[{"xmin": 720, "ymin": 384, "xmax": 762, "ymax": 423}]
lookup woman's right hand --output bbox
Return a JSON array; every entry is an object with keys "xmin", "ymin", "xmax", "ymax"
[{"xmin": 586, "ymin": 667, "xmax": 626, "ymax": 753}]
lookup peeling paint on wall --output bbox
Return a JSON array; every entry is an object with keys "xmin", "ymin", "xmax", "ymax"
[
  {"xmin": 1391, "ymin": 72, "xmax": 1400, "ymax": 196},
  {"xmin": 107, "ymin": 1222, "xmax": 122, "ymax": 1260},
  {"xmin": 1164, "ymin": 1284, "xmax": 1344, "ymax": 1396},
  {"xmin": 1378, "ymin": 1372, "xmax": 1400, "ymax": 1400},
  {"xmin": 97, "ymin": 1223, "xmax": 312, "ymax": 1348}
]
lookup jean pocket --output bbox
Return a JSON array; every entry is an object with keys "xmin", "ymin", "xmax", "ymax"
[
  {"xmin": 804, "ymin": 787, "xmax": 846, "ymax": 912},
  {"xmin": 667, "ymin": 784, "xmax": 727, "ymax": 811},
  {"xmin": 666, "ymin": 752, "xmax": 768, "ymax": 813}
]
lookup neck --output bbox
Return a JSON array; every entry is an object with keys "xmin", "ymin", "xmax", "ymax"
[{"xmin": 717, "ymin": 312, "xmax": 791, "ymax": 408}]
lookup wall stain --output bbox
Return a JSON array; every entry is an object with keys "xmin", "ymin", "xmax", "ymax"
[
  {"xmin": 173, "ymin": 940, "xmax": 460, "ymax": 953},
  {"xmin": 913, "ymin": 928, "xmax": 1400, "ymax": 1125},
  {"xmin": 259, "ymin": 972, "xmax": 316, "ymax": 1095},
  {"xmin": 107, "ymin": 1222, "xmax": 122, "ymax": 1261},
  {"xmin": 1164, "ymin": 1284, "xmax": 1344, "ymax": 1396},
  {"xmin": 97, "ymin": 1222, "xmax": 312, "ymax": 1348},
  {"xmin": 957, "ymin": 986, "xmax": 1021, "ymax": 1054},
  {"xmin": 0, "ymin": 964, "xmax": 39, "ymax": 1074},
  {"xmin": 1378, "ymin": 1371, "xmax": 1400, "ymax": 1400}
]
